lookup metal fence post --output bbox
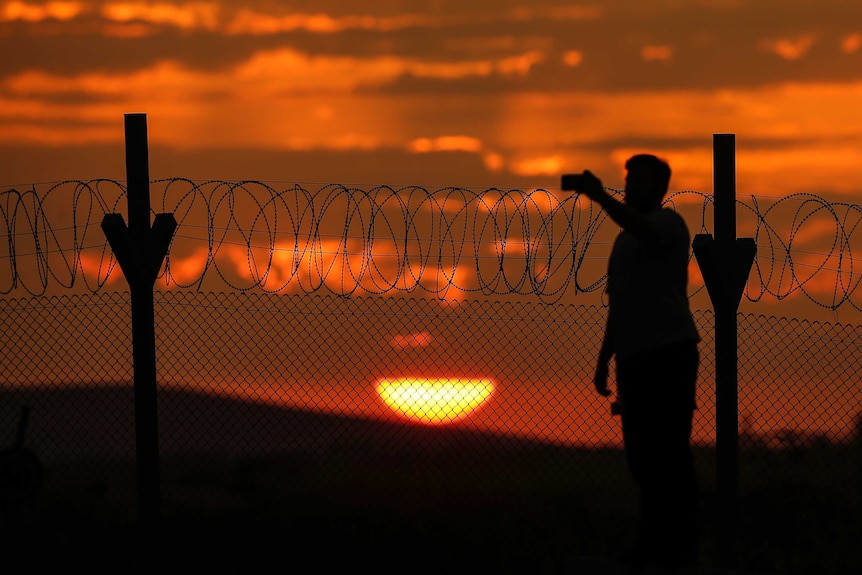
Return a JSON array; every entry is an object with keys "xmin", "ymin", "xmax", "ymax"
[
  {"xmin": 692, "ymin": 133, "xmax": 756, "ymax": 568},
  {"xmin": 101, "ymin": 113, "xmax": 176, "ymax": 532}
]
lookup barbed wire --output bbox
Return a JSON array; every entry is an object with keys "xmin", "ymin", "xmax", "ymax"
[{"xmin": 2, "ymin": 179, "xmax": 861, "ymax": 310}]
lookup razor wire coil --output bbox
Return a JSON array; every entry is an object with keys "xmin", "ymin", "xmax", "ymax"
[{"xmin": 2, "ymin": 179, "xmax": 862, "ymax": 311}]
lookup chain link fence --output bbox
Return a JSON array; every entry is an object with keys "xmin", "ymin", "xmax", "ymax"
[{"xmin": 1, "ymin": 290, "xmax": 859, "ymax": 571}]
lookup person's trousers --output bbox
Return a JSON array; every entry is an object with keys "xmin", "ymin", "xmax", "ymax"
[{"xmin": 616, "ymin": 341, "xmax": 699, "ymax": 566}]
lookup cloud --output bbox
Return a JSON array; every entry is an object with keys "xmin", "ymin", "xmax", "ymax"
[
  {"xmin": 224, "ymin": 9, "xmax": 437, "ymax": 35},
  {"xmin": 1, "ymin": 1, "xmax": 84, "ymax": 22},
  {"xmin": 495, "ymin": 50, "xmax": 545, "ymax": 75},
  {"xmin": 233, "ymin": 49, "xmax": 404, "ymax": 93},
  {"xmin": 79, "ymin": 250, "xmax": 122, "ymax": 284},
  {"xmin": 408, "ymin": 136, "xmax": 483, "ymax": 154},
  {"xmin": 759, "ymin": 35, "xmax": 815, "ymax": 60},
  {"xmin": 0, "ymin": 46, "xmax": 547, "ymax": 151},
  {"xmin": 2, "ymin": 46, "xmax": 547, "ymax": 100},
  {"xmin": 509, "ymin": 155, "xmax": 565, "ymax": 177},
  {"xmin": 164, "ymin": 245, "xmax": 210, "ymax": 287},
  {"xmin": 389, "ymin": 331, "xmax": 433, "ymax": 349},
  {"xmin": 492, "ymin": 81, "xmax": 862, "ymax": 176},
  {"xmin": 4, "ymin": 1, "xmax": 862, "ymax": 94},
  {"xmin": 641, "ymin": 45, "xmax": 673, "ymax": 61},
  {"xmin": 4, "ymin": 80, "xmax": 862, "ymax": 201},
  {"xmin": 2, "ymin": 2, "xmax": 862, "ymax": 204},
  {"xmin": 101, "ymin": 1, "xmax": 219, "ymax": 30},
  {"xmin": 841, "ymin": 33, "xmax": 861, "ymax": 54},
  {"xmin": 482, "ymin": 151, "xmax": 505, "ymax": 173},
  {"xmin": 562, "ymin": 50, "xmax": 584, "ymax": 67},
  {"xmin": 0, "ymin": 2, "xmax": 599, "ymax": 34},
  {"xmin": 187, "ymin": 233, "xmax": 481, "ymax": 299}
]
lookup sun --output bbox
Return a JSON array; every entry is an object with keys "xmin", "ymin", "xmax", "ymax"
[{"xmin": 375, "ymin": 377, "xmax": 495, "ymax": 425}]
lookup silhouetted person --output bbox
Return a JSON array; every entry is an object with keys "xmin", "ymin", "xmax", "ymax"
[{"xmin": 562, "ymin": 154, "xmax": 701, "ymax": 571}]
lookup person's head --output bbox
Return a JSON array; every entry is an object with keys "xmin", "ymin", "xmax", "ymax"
[{"xmin": 623, "ymin": 154, "xmax": 671, "ymax": 212}]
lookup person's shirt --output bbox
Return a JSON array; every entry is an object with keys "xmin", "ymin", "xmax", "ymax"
[{"xmin": 606, "ymin": 207, "xmax": 700, "ymax": 360}]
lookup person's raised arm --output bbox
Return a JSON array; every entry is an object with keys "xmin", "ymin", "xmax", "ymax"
[{"xmin": 562, "ymin": 171, "xmax": 662, "ymax": 246}]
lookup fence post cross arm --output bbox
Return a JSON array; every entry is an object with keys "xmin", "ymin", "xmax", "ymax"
[
  {"xmin": 731, "ymin": 238, "xmax": 757, "ymax": 310},
  {"xmin": 148, "ymin": 213, "xmax": 177, "ymax": 284},
  {"xmin": 101, "ymin": 212, "xmax": 176, "ymax": 287},
  {"xmin": 101, "ymin": 213, "xmax": 139, "ymax": 285},
  {"xmin": 692, "ymin": 234, "xmax": 757, "ymax": 311}
]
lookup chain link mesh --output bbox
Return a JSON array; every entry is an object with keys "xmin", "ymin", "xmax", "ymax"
[{"xmin": 2, "ymin": 291, "xmax": 859, "ymax": 570}]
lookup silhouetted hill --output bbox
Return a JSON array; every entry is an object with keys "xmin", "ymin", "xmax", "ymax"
[
  {"xmin": 1, "ymin": 385, "xmax": 631, "ymax": 573},
  {"xmin": 1, "ymin": 384, "xmax": 583, "ymax": 464},
  {"xmin": 0, "ymin": 386, "xmax": 842, "ymax": 574}
]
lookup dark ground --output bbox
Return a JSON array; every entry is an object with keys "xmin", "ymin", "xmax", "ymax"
[{"xmin": 1, "ymin": 386, "xmax": 858, "ymax": 574}]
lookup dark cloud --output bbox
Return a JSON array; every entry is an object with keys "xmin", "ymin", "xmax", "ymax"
[
  {"xmin": 2, "ymin": 135, "xmax": 856, "ymax": 197},
  {"xmin": 2, "ymin": 0, "xmax": 861, "ymax": 91},
  {"xmin": 0, "ymin": 144, "xmax": 534, "ymax": 189}
]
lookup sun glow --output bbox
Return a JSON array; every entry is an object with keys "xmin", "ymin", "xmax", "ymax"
[{"xmin": 376, "ymin": 377, "xmax": 495, "ymax": 425}]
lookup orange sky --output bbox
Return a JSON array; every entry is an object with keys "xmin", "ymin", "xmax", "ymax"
[
  {"xmin": 1, "ymin": 1, "xmax": 861, "ymax": 192},
  {"xmin": 2, "ymin": 2, "xmax": 862, "ymax": 318},
  {"xmin": 4, "ymin": 2, "xmax": 862, "ymax": 456}
]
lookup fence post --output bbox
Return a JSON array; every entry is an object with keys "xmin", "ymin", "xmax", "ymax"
[
  {"xmin": 692, "ymin": 133, "xmax": 756, "ymax": 568},
  {"xmin": 101, "ymin": 113, "xmax": 176, "ymax": 533}
]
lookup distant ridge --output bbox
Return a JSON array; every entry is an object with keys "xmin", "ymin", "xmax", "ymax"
[{"xmin": 0, "ymin": 385, "xmax": 584, "ymax": 464}]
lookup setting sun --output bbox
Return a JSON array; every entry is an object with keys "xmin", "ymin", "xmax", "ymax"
[{"xmin": 376, "ymin": 377, "xmax": 495, "ymax": 425}]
